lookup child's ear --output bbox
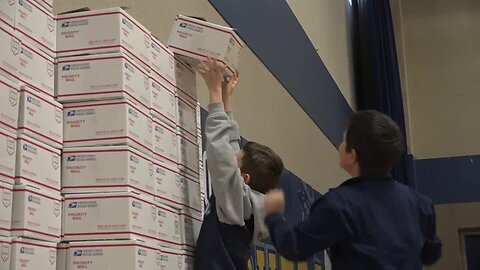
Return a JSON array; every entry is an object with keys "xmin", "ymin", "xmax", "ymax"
[
  {"xmin": 350, "ymin": 148, "xmax": 359, "ymax": 164},
  {"xmin": 243, "ymin": 173, "xmax": 251, "ymax": 184}
]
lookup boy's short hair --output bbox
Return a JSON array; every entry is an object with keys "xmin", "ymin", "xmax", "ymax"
[
  {"xmin": 240, "ymin": 142, "xmax": 284, "ymax": 194},
  {"xmin": 346, "ymin": 110, "xmax": 404, "ymax": 175}
]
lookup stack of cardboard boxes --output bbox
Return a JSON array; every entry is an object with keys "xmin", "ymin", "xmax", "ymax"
[
  {"xmin": 55, "ymin": 7, "xmax": 199, "ymax": 270},
  {"xmin": 0, "ymin": 1, "xmax": 62, "ymax": 269},
  {"xmin": 0, "ymin": 3, "xmax": 242, "ymax": 269}
]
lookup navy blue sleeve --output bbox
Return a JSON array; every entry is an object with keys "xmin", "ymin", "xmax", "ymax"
[
  {"xmin": 265, "ymin": 193, "xmax": 352, "ymax": 261},
  {"xmin": 421, "ymin": 203, "xmax": 442, "ymax": 265}
]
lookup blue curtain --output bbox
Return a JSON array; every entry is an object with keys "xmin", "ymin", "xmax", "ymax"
[{"xmin": 352, "ymin": 0, "xmax": 416, "ymax": 188}]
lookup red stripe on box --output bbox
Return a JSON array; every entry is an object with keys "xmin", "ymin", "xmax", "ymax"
[
  {"xmin": 13, "ymin": 188, "xmax": 61, "ymax": 202},
  {"xmin": 11, "ymin": 228, "xmax": 60, "ymax": 239},
  {"xmin": 17, "ymin": 127, "xmax": 62, "ymax": 146},
  {"xmin": 15, "ymin": 176, "xmax": 60, "ymax": 192}
]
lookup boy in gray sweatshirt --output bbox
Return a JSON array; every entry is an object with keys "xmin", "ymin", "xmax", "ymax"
[{"xmin": 194, "ymin": 58, "xmax": 284, "ymax": 270}]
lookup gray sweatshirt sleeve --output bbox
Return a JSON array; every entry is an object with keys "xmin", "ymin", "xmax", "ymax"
[
  {"xmin": 226, "ymin": 111, "xmax": 241, "ymax": 153},
  {"xmin": 206, "ymin": 103, "xmax": 269, "ymax": 241}
]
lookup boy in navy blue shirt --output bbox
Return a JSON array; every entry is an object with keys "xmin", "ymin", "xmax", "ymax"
[{"xmin": 264, "ymin": 110, "xmax": 442, "ymax": 269}]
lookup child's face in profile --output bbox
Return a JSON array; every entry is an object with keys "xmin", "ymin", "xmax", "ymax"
[
  {"xmin": 339, "ymin": 133, "xmax": 350, "ymax": 171},
  {"xmin": 338, "ymin": 132, "xmax": 359, "ymax": 177}
]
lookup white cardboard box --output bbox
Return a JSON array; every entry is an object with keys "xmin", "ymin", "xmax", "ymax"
[
  {"xmin": 150, "ymin": 36, "xmax": 175, "ymax": 88},
  {"xmin": 153, "ymin": 159, "xmax": 182, "ymax": 210},
  {"xmin": 14, "ymin": 0, "xmax": 55, "ymax": 57},
  {"xmin": 63, "ymin": 192, "xmax": 157, "ymax": 242},
  {"xmin": 0, "ymin": 75, "xmax": 19, "ymax": 133},
  {"xmin": 16, "ymin": 135, "xmax": 61, "ymax": 192},
  {"xmin": 56, "ymin": 7, "xmax": 151, "ymax": 69},
  {"xmin": 179, "ymin": 172, "xmax": 202, "ymax": 216},
  {"xmin": 153, "ymin": 118, "xmax": 179, "ymax": 164},
  {"xmin": 168, "ymin": 15, "xmax": 243, "ymax": 76},
  {"xmin": 160, "ymin": 248, "xmax": 184, "ymax": 270},
  {"xmin": 156, "ymin": 203, "xmax": 181, "ymax": 250},
  {"xmin": 174, "ymin": 57, "xmax": 196, "ymax": 104},
  {"xmin": 150, "ymin": 74, "xmax": 177, "ymax": 128},
  {"xmin": 67, "ymin": 240, "xmax": 160, "ymax": 270},
  {"xmin": 33, "ymin": 0, "xmax": 52, "ymax": 13},
  {"xmin": 10, "ymin": 237, "xmax": 57, "ymax": 270},
  {"xmin": 56, "ymin": 243, "xmax": 68, "ymax": 270},
  {"xmin": 0, "ymin": 182, "xmax": 13, "ymax": 236},
  {"xmin": 177, "ymin": 97, "xmax": 198, "ymax": 139},
  {"xmin": 0, "ymin": 22, "xmax": 20, "ymax": 80},
  {"xmin": 180, "ymin": 210, "xmax": 202, "ymax": 251},
  {"xmin": 57, "ymin": 52, "xmax": 151, "ymax": 111},
  {"xmin": 18, "ymin": 39, "xmax": 55, "ymax": 98},
  {"xmin": 11, "ymin": 185, "xmax": 62, "ymax": 242},
  {"xmin": 0, "ymin": 236, "xmax": 12, "ymax": 269},
  {"xmin": 63, "ymin": 99, "xmax": 153, "ymax": 156},
  {"xmin": 178, "ymin": 131, "xmax": 200, "ymax": 178},
  {"xmin": 0, "ymin": 129, "xmax": 16, "ymax": 185},
  {"xmin": 0, "ymin": 0, "xmax": 16, "ymax": 29},
  {"xmin": 183, "ymin": 250, "xmax": 195, "ymax": 270},
  {"xmin": 18, "ymin": 86, "xmax": 63, "ymax": 149},
  {"xmin": 62, "ymin": 145, "xmax": 154, "ymax": 196}
]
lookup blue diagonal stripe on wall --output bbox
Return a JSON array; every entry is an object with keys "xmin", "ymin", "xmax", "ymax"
[
  {"xmin": 416, "ymin": 155, "xmax": 480, "ymax": 204},
  {"xmin": 208, "ymin": 0, "xmax": 353, "ymax": 147}
]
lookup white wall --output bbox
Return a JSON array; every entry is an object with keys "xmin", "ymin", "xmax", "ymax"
[
  {"xmin": 286, "ymin": 0, "xmax": 356, "ymax": 108},
  {"xmin": 391, "ymin": 0, "xmax": 480, "ymax": 269}
]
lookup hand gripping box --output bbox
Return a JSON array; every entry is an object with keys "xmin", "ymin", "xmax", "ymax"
[
  {"xmin": 10, "ymin": 237, "xmax": 57, "ymax": 270},
  {"xmin": 18, "ymin": 86, "xmax": 63, "ymax": 149},
  {"xmin": 180, "ymin": 210, "xmax": 202, "ymax": 251},
  {"xmin": 0, "ymin": 75, "xmax": 20, "ymax": 133},
  {"xmin": 14, "ymin": 0, "xmax": 56, "ymax": 57},
  {"xmin": 0, "ymin": 182, "xmax": 13, "ymax": 236},
  {"xmin": 150, "ymin": 74, "xmax": 177, "ymax": 128},
  {"xmin": 0, "ymin": 236, "xmax": 11, "ymax": 269},
  {"xmin": 63, "ymin": 99, "xmax": 153, "ymax": 156},
  {"xmin": 153, "ymin": 159, "xmax": 182, "ymax": 209},
  {"xmin": 56, "ymin": 7, "xmax": 151, "ymax": 69},
  {"xmin": 18, "ymin": 39, "xmax": 55, "ymax": 98},
  {"xmin": 15, "ymin": 134, "xmax": 61, "ymax": 192},
  {"xmin": 56, "ymin": 243, "xmax": 68, "ymax": 270},
  {"xmin": 153, "ymin": 118, "xmax": 179, "ymax": 164},
  {"xmin": 67, "ymin": 240, "xmax": 160, "ymax": 270},
  {"xmin": 168, "ymin": 15, "xmax": 244, "ymax": 76},
  {"xmin": 156, "ymin": 203, "xmax": 181, "ymax": 250},
  {"xmin": 0, "ymin": 129, "xmax": 16, "ymax": 185},
  {"xmin": 57, "ymin": 52, "xmax": 151, "ymax": 111},
  {"xmin": 62, "ymin": 145, "xmax": 154, "ymax": 197},
  {"xmin": 150, "ymin": 36, "xmax": 175, "ymax": 89},
  {"xmin": 11, "ymin": 185, "xmax": 62, "ymax": 242},
  {"xmin": 63, "ymin": 192, "xmax": 157, "ymax": 242}
]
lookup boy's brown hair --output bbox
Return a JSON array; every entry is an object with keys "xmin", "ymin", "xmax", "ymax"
[{"xmin": 240, "ymin": 142, "xmax": 284, "ymax": 194}]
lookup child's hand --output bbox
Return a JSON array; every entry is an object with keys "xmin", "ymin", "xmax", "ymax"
[
  {"xmin": 222, "ymin": 70, "xmax": 239, "ymax": 97},
  {"xmin": 264, "ymin": 189, "xmax": 285, "ymax": 216},
  {"xmin": 198, "ymin": 58, "xmax": 225, "ymax": 104},
  {"xmin": 222, "ymin": 70, "xmax": 239, "ymax": 112}
]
